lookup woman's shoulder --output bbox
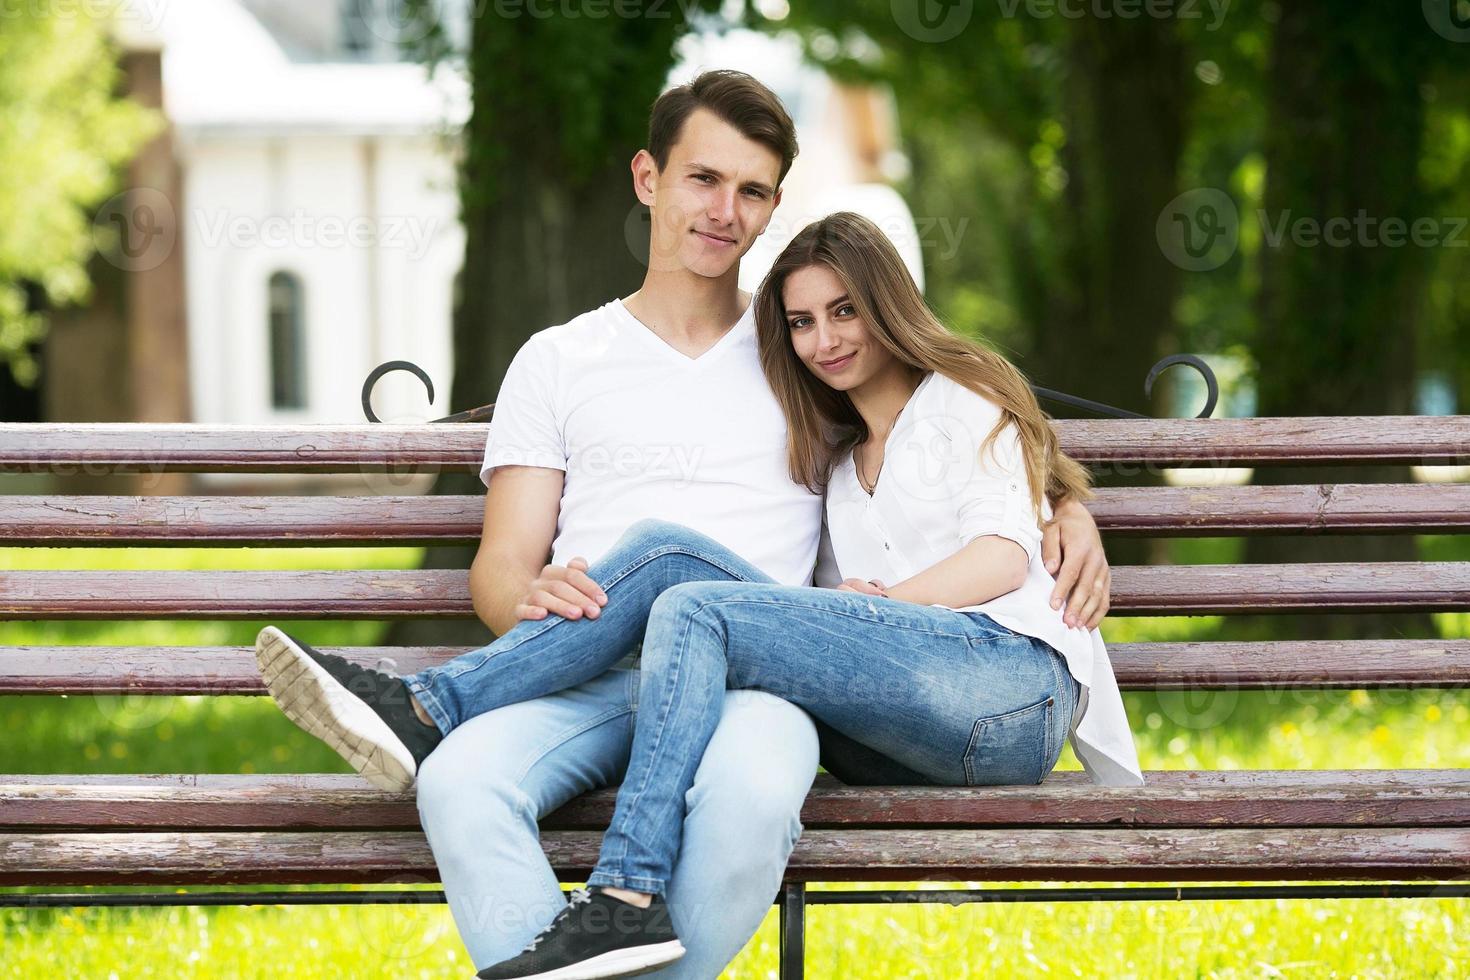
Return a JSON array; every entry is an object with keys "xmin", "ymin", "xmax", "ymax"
[{"xmin": 919, "ymin": 371, "xmax": 1005, "ymax": 427}]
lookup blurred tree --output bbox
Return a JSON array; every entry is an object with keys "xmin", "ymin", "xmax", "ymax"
[
  {"xmin": 0, "ymin": 8, "xmax": 157, "ymax": 395},
  {"xmin": 767, "ymin": 2, "xmax": 1193, "ymax": 568},
  {"xmin": 1240, "ymin": 0, "xmax": 1458, "ymax": 639},
  {"xmin": 1413, "ymin": 39, "xmax": 1470, "ymax": 428},
  {"xmin": 764, "ymin": 3, "xmax": 1191, "ymax": 422},
  {"xmin": 393, "ymin": 0, "xmax": 717, "ymax": 644}
]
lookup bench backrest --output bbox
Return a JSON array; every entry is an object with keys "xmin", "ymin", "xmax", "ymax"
[{"xmin": 2, "ymin": 418, "xmax": 1468, "ymax": 699}]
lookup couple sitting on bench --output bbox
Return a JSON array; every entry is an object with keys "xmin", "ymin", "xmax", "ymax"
[{"xmin": 253, "ymin": 71, "xmax": 1143, "ymax": 980}]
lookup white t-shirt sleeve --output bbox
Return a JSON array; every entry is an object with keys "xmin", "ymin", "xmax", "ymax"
[
  {"xmin": 944, "ymin": 382, "xmax": 1044, "ymax": 564},
  {"xmin": 479, "ymin": 336, "xmax": 567, "ymax": 488}
]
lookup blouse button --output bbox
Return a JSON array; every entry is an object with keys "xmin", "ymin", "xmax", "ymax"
[{"xmin": 883, "ymin": 542, "xmax": 891, "ymax": 551}]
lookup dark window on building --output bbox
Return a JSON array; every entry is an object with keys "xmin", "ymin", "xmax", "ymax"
[{"xmin": 268, "ymin": 271, "xmax": 306, "ymax": 410}]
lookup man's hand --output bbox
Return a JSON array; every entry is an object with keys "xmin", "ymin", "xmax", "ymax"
[
  {"xmin": 514, "ymin": 557, "xmax": 608, "ymax": 622},
  {"xmin": 1042, "ymin": 498, "xmax": 1110, "ymax": 630},
  {"xmin": 837, "ymin": 577, "xmax": 887, "ymax": 597}
]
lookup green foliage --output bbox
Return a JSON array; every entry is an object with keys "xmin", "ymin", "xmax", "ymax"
[
  {"xmin": 759, "ymin": 1, "xmax": 1470, "ymax": 423},
  {"xmin": 459, "ymin": 1, "xmax": 724, "ymax": 215},
  {"xmin": 763, "ymin": 0, "xmax": 1071, "ymax": 355},
  {"xmin": 0, "ymin": 7, "xmax": 160, "ymax": 386},
  {"xmin": 2, "ymin": 882, "xmax": 1466, "ymax": 976}
]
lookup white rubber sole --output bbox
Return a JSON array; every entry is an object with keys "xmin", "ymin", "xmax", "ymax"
[
  {"xmin": 501, "ymin": 940, "xmax": 686, "ymax": 980},
  {"xmin": 254, "ymin": 626, "xmax": 417, "ymax": 792}
]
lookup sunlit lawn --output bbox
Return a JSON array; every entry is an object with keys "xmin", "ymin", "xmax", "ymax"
[{"xmin": 3, "ymin": 544, "xmax": 1467, "ymax": 977}]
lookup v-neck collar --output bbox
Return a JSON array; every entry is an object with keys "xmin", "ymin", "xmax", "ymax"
[
  {"xmin": 850, "ymin": 370, "xmax": 937, "ymax": 498},
  {"xmin": 613, "ymin": 298, "xmax": 751, "ymax": 367}
]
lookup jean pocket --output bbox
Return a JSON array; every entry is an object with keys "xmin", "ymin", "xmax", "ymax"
[{"xmin": 962, "ymin": 694, "xmax": 1051, "ymax": 786}]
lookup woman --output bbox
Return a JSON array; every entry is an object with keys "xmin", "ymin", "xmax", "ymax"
[
  {"xmin": 574, "ymin": 212, "xmax": 1145, "ymax": 905},
  {"xmin": 255, "ymin": 212, "xmax": 1142, "ymax": 980}
]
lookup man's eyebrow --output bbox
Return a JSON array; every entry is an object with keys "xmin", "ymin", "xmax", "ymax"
[{"xmin": 685, "ymin": 161, "xmax": 776, "ymax": 197}]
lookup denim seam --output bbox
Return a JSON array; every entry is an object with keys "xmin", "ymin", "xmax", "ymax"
[
  {"xmin": 1036, "ymin": 696, "xmax": 1054, "ymax": 784},
  {"xmin": 1045, "ymin": 648, "xmax": 1069, "ymax": 768},
  {"xmin": 692, "ymin": 596, "xmax": 979, "ymax": 642},
  {"xmin": 584, "ymin": 871, "xmax": 664, "ymax": 894},
  {"xmin": 404, "ymin": 676, "xmax": 453, "ymax": 734},
  {"xmin": 511, "ymin": 702, "xmax": 634, "ymax": 787},
  {"xmin": 964, "ymin": 611, "xmax": 1020, "ymax": 641}
]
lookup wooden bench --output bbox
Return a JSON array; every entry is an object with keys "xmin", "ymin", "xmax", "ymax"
[{"xmin": 2, "ymin": 418, "xmax": 1469, "ymax": 977}]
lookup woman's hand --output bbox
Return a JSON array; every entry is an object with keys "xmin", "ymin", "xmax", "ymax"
[{"xmin": 837, "ymin": 578, "xmax": 888, "ymax": 597}]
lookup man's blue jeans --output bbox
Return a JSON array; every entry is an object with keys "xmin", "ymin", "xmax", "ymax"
[
  {"xmin": 406, "ymin": 519, "xmax": 1078, "ymax": 900},
  {"xmin": 407, "ymin": 519, "xmax": 817, "ymax": 975},
  {"xmin": 414, "ymin": 673, "xmax": 815, "ymax": 977}
]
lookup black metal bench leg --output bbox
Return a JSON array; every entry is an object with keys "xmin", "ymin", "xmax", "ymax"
[{"xmin": 779, "ymin": 882, "xmax": 806, "ymax": 980}]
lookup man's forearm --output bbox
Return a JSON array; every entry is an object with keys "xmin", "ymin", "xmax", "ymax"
[{"xmin": 470, "ymin": 551, "xmax": 538, "ymax": 637}]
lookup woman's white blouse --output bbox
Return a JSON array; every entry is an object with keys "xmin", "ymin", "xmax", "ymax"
[{"xmin": 821, "ymin": 371, "xmax": 1145, "ymax": 786}]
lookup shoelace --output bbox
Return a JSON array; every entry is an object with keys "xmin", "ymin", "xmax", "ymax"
[{"xmin": 521, "ymin": 889, "xmax": 594, "ymax": 953}]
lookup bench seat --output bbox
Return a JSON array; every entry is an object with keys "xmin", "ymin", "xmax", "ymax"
[{"xmin": 3, "ymin": 771, "xmax": 1467, "ymax": 886}]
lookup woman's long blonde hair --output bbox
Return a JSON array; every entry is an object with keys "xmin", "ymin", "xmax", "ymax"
[{"xmin": 754, "ymin": 211, "xmax": 1093, "ymax": 517}]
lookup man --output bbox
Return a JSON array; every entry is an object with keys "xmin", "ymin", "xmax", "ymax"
[{"xmin": 256, "ymin": 70, "xmax": 1110, "ymax": 978}]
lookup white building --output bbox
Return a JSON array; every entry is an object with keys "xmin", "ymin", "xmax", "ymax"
[{"xmin": 109, "ymin": 1, "xmax": 917, "ymax": 427}]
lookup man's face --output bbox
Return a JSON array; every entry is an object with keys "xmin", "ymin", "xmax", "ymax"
[{"xmin": 637, "ymin": 108, "xmax": 783, "ymax": 280}]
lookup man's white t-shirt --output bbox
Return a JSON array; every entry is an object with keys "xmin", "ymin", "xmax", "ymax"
[{"xmin": 480, "ymin": 297, "xmax": 823, "ymax": 587}]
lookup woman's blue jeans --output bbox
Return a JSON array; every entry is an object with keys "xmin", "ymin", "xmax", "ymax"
[{"xmin": 405, "ymin": 519, "xmax": 1079, "ymax": 896}]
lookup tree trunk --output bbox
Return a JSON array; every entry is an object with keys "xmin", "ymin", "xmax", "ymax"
[
  {"xmin": 1032, "ymin": 14, "xmax": 1186, "ymax": 420},
  {"xmin": 1036, "ymin": 15, "xmax": 1188, "ymax": 568},
  {"xmin": 387, "ymin": 13, "xmax": 677, "ymax": 647},
  {"xmin": 1239, "ymin": 0, "xmax": 1435, "ymax": 640}
]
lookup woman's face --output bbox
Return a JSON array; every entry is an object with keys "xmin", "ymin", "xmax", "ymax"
[{"xmin": 782, "ymin": 263, "xmax": 897, "ymax": 392}]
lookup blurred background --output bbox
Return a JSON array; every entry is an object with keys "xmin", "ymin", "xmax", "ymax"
[
  {"xmin": 2, "ymin": 1, "xmax": 1468, "ymax": 976},
  {"xmin": 6, "ymin": 1, "xmax": 1468, "ymax": 439}
]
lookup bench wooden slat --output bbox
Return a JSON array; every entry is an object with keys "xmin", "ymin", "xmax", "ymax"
[
  {"xmin": 3, "ymin": 418, "xmax": 1467, "ymax": 472},
  {"xmin": 0, "ymin": 570, "xmax": 476, "ymax": 619},
  {"xmin": 1088, "ymin": 484, "xmax": 1470, "ymax": 535},
  {"xmin": 0, "ymin": 424, "xmax": 487, "ymax": 474},
  {"xmin": 1061, "ymin": 416, "xmax": 1470, "ymax": 466},
  {"xmin": 3, "ymin": 639, "xmax": 1466, "ymax": 694},
  {"xmin": 3, "ymin": 827, "xmax": 1465, "ymax": 885},
  {"xmin": 5, "ymin": 485, "xmax": 1470, "ymax": 546},
  {"xmin": 1115, "ymin": 563, "xmax": 1470, "ymax": 614},
  {"xmin": 0, "ymin": 646, "xmax": 459, "ymax": 693},
  {"xmin": 3, "ymin": 563, "xmax": 1467, "ymax": 619},
  {"xmin": 0, "ymin": 496, "xmax": 481, "ymax": 546},
  {"xmin": 3, "ymin": 771, "xmax": 1466, "ymax": 831}
]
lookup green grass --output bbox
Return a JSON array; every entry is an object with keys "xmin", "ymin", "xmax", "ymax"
[{"xmin": 3, "ymin": 545, "xmax": 1468, "ymax": 977}]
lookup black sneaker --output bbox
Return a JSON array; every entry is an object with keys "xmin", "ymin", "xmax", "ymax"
[
  {"xmin": 476, "ymin": 888, "xmax": 686, "ymax": 980},
  {"xmin": 254, "ymin": 626, "xmax": 442, "ymax": 791}
]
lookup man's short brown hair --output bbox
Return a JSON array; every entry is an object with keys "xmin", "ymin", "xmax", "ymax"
[{"xmin": 647, "ymin": 70, "xmax": 798, "ymax": 186}]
